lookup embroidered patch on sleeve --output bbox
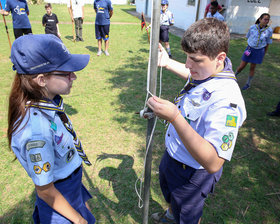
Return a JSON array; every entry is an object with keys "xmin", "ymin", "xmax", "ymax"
[
  {"xmin": 220, "ymin": 132, "xmax": 234, "ymax": 151},
  {"xmin": 225, "ymin": 115, "xmax": 237, "ymax": 127},
  {"xmin": 26, "ymin": 140, "xmax": 46, "ymax": 151},
  {"xmin": 30, "ymin": 153, "xmax": 42, "ymax": 162},
  {"xmin": 43, "ymin": 162, "xmax": 51, "ymax": 172}
]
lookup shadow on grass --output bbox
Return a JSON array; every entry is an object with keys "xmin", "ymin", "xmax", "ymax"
[
  {"xmin": 84, "ymin": 153, "xmax": 163, "ymax": 223},
  {"xmin": 64, "ymin": 103, "xmax": 78, "ymax": 115},
  {"xmin": 85, "ymin": 46, "xmax": 98, "ymax": 53}
]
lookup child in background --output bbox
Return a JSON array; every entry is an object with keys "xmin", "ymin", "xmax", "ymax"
[
  {"xmin": 42, "ymin": 3, "xmax": 61, "ymax": 38},
  {"xmin": 159, "ymin": 0, "xmax": 174, "ymax": 58},
  {"xmin": 204, "ymin": 0, "xmax": 223, "ymax": 18},
  {"xmin": 235, "ymin": 13, "xmax": 273, "ymax": 90}
]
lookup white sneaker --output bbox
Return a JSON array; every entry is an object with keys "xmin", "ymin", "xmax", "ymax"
[
  {"xmin": 97, "ymin": 50, "xmax": 102, "ymax": 56},
  {"xmin": 104, "ymin": 51, "xmax": 110, "ymax": 56}
]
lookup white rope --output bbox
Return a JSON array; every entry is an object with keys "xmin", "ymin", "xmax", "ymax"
[{"xmin": 135, "ymin": 65, "xmax": 163, "ymax": 208}]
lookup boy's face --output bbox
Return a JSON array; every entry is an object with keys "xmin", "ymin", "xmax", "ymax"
[
  {"xmin": 46, "ymin": 7, "xmax": 52, "ymax": 15},
  {"xmin": 161, "ymin": 4, "xmax": 168, "ymax": 11},
  {"xmin": 185, "ymin": 52, "xmax": 219, "ymax": 80},
  {"xmin": 209, "ymin": 5, "xmax": 218, "ymax": 15}
]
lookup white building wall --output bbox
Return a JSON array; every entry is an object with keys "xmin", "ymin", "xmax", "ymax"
[
  {"xmin": 269, "ymin": 0, "xmax": 280, "ymax": 31},
  {"xmin": 136, "ymin": 0, "xmax": 279, "ymax": 34},
  {"xmin": 46, "ymin": 0, "xmax": 127, "ymax": 5},
  {"xmin": 226, "ymin": 0, "xmax": 270, "ymax": 34}
]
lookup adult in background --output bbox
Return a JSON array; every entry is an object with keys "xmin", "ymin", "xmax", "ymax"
[
  {"xmin": 206, "ymin": 1, "xmax": 224, "ymax": 21},
  {"xmin": 0, "ymin": 0, "xmax": 32, "ymax": 39},
  {"xmin": 42, "ymin": 3, "xmax": 61, "ymax": 38},
  {"xmin": 204, "ymin": 0, "xmax": 222, "ymax": 18},
  {"xmin": 8, "ymin": 34, "xmax": 95, "ymax": 223},
  {"xmin": 68, "ymin": 0, "xmax": 84, "ymax": 42},
  {"xmin": 235, "ymin": 13, "xmax": 273, "ymax": 90},
  {"xmin": 94, "ymin": 0, "xmax": 113, "ymax": 56}
]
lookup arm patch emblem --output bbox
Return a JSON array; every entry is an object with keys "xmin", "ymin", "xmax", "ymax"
[
  {"xmin": 225, "ymin": 115, "xmax": 237, "ymax": 128},
  {"xmin": 30, "ymin": 153, "xmax": 42, "ymax": 162},
  {"xmin": 26, "ymin": 141, "xmax": 46, "ymax": 151}
]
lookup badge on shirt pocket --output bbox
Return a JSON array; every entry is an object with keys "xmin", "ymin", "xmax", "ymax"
[{"xmin": 54, "ymin": 132, "xmax": 71, "ymax": 158}]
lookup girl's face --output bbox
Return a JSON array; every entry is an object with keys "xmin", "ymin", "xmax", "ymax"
[
  {"xmin": 259, "ymin": 15, "xmax": 270, "ymax": 27},
  {"xmin": 45, "ymin": 72, "xmax": 77, "ymax": 99},
  {"xmin": 161, "ymin": 4, "xmax": 168, "ymax": 12}
]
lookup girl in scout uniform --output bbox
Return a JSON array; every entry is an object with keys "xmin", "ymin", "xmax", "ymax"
[
  {"xmin": 7, "ymin": 34, "xmax": 95, "ymax": 224},
  {"xmin": 235, "ymin": 13, "xmax": 273, "ymax": 90}
]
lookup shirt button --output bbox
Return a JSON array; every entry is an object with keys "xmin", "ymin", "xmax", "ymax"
[
  {"xmin": 187, "ymin": 114, "xmax": 189, "ymax": 117},
  {"xmin": 34, "ymin": 112, "xmax": 37, "ymax": 115},
  {"xmin": 68, "ymin": 146, "xmax": 70, "ymax": 149},
  {"xmin": 178, "ymin": 106, "xmax": 181, "ymax": 108},
  {"xmin": 168, "ymin": 134, "xmax": 170, "ymax": 137}
]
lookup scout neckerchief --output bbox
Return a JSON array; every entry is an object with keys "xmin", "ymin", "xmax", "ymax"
[
  {"xmin": 255, "ymin": 24, "xmax": 269, "ymax": 48},
  {"xmin": 27, "ymin": 95, "xmax": 92, "ymax": 166},
  {"xmin": 165, "ymin": 57, "xmax": 237, "ymax": 127},
  {"xmin": 173, "ymin": 57, "xmax": 236, "ymax": 106}
]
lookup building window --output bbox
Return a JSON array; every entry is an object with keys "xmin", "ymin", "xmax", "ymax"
[{"xmin": 187, "ymin": 0, "xmax": 195, "ymax": 6}]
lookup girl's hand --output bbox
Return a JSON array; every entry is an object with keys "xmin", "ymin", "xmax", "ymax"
[{"xmin": 147, "ymin": 96, "xmax": 179, "ymax": 122}]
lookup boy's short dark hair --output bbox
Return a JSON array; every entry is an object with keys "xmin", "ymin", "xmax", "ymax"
[
  {"xmin": 45, "ymin": 3, "xmax": 52, "ymax": 9},
  {"xmin": 181, "ymin": 18, "xmax": 230, "ymax": 60},
  {"xmin": 210, "ymin": 1, "xmax": 218, "ymax": 8}
]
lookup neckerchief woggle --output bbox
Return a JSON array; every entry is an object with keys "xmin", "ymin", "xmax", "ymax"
[{"xmin": 26, "ymin": 95, "xmax": 92, "ymax": 166}]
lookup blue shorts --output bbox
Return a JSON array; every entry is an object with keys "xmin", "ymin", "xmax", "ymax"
[
  {"xmin": 241, "ymin": 46, "xmax": 265, "ymax": 64},
  {"xmin": 160, "ymin": 25, "xmax": 169, "ymax": 42},
  {"xmin": 95, "ymin": 24, "xmax": 110, "ymax": 40},
  {"xmin": 159, "ymin": 150, "xmax": 223, "ymax": 224},
  {"xmin": 33, "ymin": 166, "xmax": 95, "ymax": 224}
]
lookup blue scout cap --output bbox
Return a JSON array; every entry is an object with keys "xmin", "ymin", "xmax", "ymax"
[
  {"xmin": 161, "ymin": 0, "xmax": 168, "ymax": 5},
  {"xmin": 11, "ymin": 34, "xmax": 90, "ymax": 75}
]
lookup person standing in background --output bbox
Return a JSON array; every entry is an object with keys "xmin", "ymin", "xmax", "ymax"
[
  {"xmin": 0, "ymin": 0, "xmax": 32, "ymax": 39},
  {"xmin": 235, "ymin": 13, "xmax": 273, "ymax": 90},
  {"xmin": 68, "ymin": 0, "xmax": 84, "ymax": 42},
  {"xmin": 42, "ymin": 3, "xmax": 61, "ymax": 38},
  {"xmin": 94, "ymin": 0, "xmax": 113, "ymax": 56}
]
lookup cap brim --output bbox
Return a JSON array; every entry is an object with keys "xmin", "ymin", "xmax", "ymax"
[{"xmin": 55, "ymin": 54, "xmax": 90, "ymax": 72}]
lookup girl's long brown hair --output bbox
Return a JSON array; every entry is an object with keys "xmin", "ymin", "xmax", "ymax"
[{"xmin": 7, "ymin": 73, "xmax": 47, "ymax": 148}]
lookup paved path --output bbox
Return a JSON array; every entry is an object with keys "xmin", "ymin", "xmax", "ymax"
[{"xmin": 127, "ymin": 10, "xmax": 245, "ymax": 39}]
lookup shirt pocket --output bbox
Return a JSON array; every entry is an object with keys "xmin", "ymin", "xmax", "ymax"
[
  {"xmin": 183, "ymin": 99, "xmax": 202, "ymax": 122},
  {"xmin": 53, "ymin": 131, "xmax": 73, "ymax": 158}
]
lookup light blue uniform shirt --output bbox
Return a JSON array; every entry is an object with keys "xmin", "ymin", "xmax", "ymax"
[
  {"xmin": 206, "ymin": 11, "xmax": 224, "ymax": 21},
  {"xmin": 247, "ymin": 24, "xmax": 273, "ymax": 49},
  {"xmin": 160, "ymin": 9, "xmax": 174, "ymax": 26},
  {"xmin": 11, "ymin": 97, "xmax": 82, "ymax": 186},
  {"xmin": 165, "ymin": 59, "xmax": 246, "ymax": 169}
]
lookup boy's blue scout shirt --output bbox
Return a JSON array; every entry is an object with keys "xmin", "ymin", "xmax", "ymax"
[
  {"xmin": 247, "ymin": 24, "xmax": 273, "ymax": 49},
  {"xmin": 165, "ymin": 58, "xmax": 247, "ymax": 169},
  {"xmin": 94, "ymin": 0, "xmax": 113, "ymax": 25},
  {"xmin": 11, "ymin": 96, "xmax": 82, "ymax": 186},
  {"xmin": 5, "ymin": 0, "xmax": 31, "ymax": 29},
  {"xmin": 160, "ymin": 9, "xmax": 174, "ymax": 26}
]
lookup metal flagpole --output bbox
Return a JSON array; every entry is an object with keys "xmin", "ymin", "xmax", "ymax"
[
  {"xmin": 0, "ymin": 1, "xmax": 12, "ymax": 50},
  {"xmin": 142, "ymin": 0, "xmax": 161, "ymax": 223}
]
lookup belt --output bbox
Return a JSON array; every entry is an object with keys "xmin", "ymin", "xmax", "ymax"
[
  {"xmin": 169, "ymin": 155, "xmax": 189, "ymax": 170},
  {"xmin": 55, "ymin": 165, "xmax": 82, "ymax": 184}
]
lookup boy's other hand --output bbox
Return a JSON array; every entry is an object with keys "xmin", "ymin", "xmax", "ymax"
[
  {"xmin": 158, "ymin": 43, "xmax": 170, "ymax": 68},
  {"xmin": 147, "ymin": 96, "xmax": 179, "ymax": 122}
]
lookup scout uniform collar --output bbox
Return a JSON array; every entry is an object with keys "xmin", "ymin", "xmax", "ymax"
[{"xmin": 26, "ymin": 95, "xmax": 64, "ymax": 114}]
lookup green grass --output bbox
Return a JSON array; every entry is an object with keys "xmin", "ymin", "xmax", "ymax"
[{"xmin": 0, "ymin": 4, "xmax": 280, "ymax": 224}]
